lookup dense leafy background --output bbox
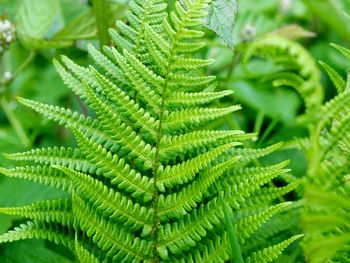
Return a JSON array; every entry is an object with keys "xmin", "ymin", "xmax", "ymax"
[{"xmin": 0, "ymin": 0, "xmax": 349, "ymax": 262}]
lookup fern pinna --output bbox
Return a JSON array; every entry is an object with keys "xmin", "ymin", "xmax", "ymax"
[
  {"xmin": 0, "ymin": 0, "xmax": 302, "ymax": 262},
  {"xmin": 303, "ymin": 44, "xmax": 350, "ymax": 263}
]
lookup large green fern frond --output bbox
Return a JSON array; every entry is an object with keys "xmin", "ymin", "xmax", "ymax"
[{"xmin": 0, "ymin": 0, "xmax": 301, "ymax": 262}]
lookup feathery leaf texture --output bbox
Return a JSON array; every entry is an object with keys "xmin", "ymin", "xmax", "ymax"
[
  {"xmin": 243, "ymin": 35, "xmax": 324, "ymax": 115},
  {"xmin": 303, "ymin": 44, "xmax": 350, "ymax": 263},
  {"xmin": 0, "ymin": 0, "xmax": 299, "ymax": 262}
]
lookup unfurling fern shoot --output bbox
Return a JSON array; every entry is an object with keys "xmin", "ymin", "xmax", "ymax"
[{"xmin": 0, "ymin": 0, "xmax": 302, "ymax": 262}]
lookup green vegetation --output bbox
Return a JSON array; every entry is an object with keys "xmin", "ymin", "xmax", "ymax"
[{"xmin": 0, "ymin": 0, "xmax": 349, "ymax": 262}]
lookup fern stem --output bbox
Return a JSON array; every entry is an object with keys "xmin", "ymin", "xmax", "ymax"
[
  {"xmin": 258, "ymin": 116, "xmax": 280, "ymax": 147},
  {"xmin": 225, "ymin": 52, "xmax": 241, "ymax": 83},
  {"xmin": 219, "ymin": 191, "xmax": 244, "ymax": 263},
  {"xmin": 3, "ymin": 51, "xmax": 35, "ymax": 85},
  {"xmin": 214, "ymin": 101, "xmax": 240, "ymax": 130},
  {"xmin": 254, "ymin": 111, "xmax": 264, "ymax": 134},
  {"xmin": 151, "ymin": 39, "xmax": 176, "ymax": 263},
  {"xmin": 76, "ymin": 95, "xmax": 89, "ymax": 116},
  {"xmin": 92, "ymin": 0, "xmax": 110, "ymax": 48},
  {"xmin": 151, "ymin": 2, "xmax": 201, "ymax": 260}
]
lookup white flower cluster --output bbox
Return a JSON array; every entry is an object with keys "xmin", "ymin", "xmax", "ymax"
[
  {"xmin": 0, "ymin": 19, "xmax": 15, "ymax": 49},
  {"xmin": 241, "ymin": 23, "xmax": 257, "ymax": 42}
]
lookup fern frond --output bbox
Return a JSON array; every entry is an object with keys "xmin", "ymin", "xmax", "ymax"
[
  {"xmin": 163, "ymin": 106, "xmax": 241, "ymax": 133},
  {"xmin": 304, "ymin": 234, "xmax": 350, "ymax": 263},
  {"xmin": 4, "ymin": 147, "xmax": 93, "ymax": 173},
  {"xmin": 230, "ymin": 142, "xmax": 284, "ymax": 162},
  {"xmin": 103, "ymin": 47, "xmax": 162, "ymax": 114},
  {"xmin": 243, "ymin": 179, "xmax": 302, "ymax": 207},
  {"xmin": 111, "ymin": 0, "xmax": 167, "ymax": 57},
  {"xmin": 243, "ymin": 36, "xmax": 323, "ymax": 114},
  {"xmin": 0, "ymin": 199, "xmax": 73, "ymax": 226},
  {"xmin": 16, "ymin": 97, "xmax": 120, "ymax": 151},
  {"xmin": 86, "ymin": 44, "xmax": 127, "ymax": 86},
  {"xmin": 245, "ymin": 234, "xmax": 304, "ymax": 263},
  {"xmin": 54, "ymin": 59, "xmax": 89, "ymax": 99},
  {"xmin": 158, "ymin": 157, "xmax": 239, "ymax": 220},
  {"xmin": 331, "ymin": 43, "xmax": 350, "ymax": 59},
  {"xmin": 55, "ymin": 165, "xmax": 153, "ymax": 232},
  {"xmin": 0, "ymin": 166, "xmax": 71, "ymax": 191},
  {"xmin": 0, "ymin": 221, "xmax": 74, "ymax": 250},
  {"xmin": 157, "ymin": 142, "xmax": 238, "ymax": 190},
  {"xmin": 75, "ymin": 240, "xmax": 101, "ymax": 263},
  {"xmin": 158, "ymin": 164, "xmax": 296, "ymax": 255},
  {"xmin": 172, "ymin": 234, "xmax": 230, "ymax": 263},
  {"xmin": 111, "ymin": 47, "xmax": 164, "ymax": 94},
  {"xmin": 244, "ymin": 204, "xmax": 303, "ymax": 254},
  {"xmin": 0, "ymin": 0, "xmax": 301, "ymax": 261},
  {"xmin": 88, "ymin": 66, "xmax": 159, "ymax": 140},
  {"xmin": 314, "ymin": 89, "xmax": 350, "ymax": 130},
  {"xmin": 234, "ymin": 203, "xmax": 293, "ymax": 243},
  {"xmin": 158, "ymin": 198, "xmax": 225, "ymax": 255},
  {"xmin": 159, "ymin": 130, "xmax": 253, "ymax": 161},
  {"xmin": 303, "ymin": 43, "xmax": 350, "ymax": 262},
  {"xmin": 319, "ymin": 61, "xmax": 346, "ymax": 93},
  {"xmin": 167, "ymin": 90, "xmax": 233, "ymax": 108},
  {"xmin": 72, "ymin": 193, "xmax": 152, "ymax": 262},
  {"xmin": 79, "ymin": 82, "xmax": 156, "ymax": 169},
  {"xmin": 71, "ymin": 127, "xmax": 153, "ymax": 201}
]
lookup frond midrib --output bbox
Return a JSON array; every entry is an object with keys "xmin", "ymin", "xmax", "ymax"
[{"xmin": 150, "ymin": 1, "xmax": 203, "ymax": 260}]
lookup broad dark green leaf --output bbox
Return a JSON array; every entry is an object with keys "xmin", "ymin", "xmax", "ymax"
[
  {"xmin": 206, "ymin": 0, "xmax": 238, "ymax": 50},
  {"xmin": 53, "ymin": 10, "xmax": 97, "ymax": 41},
  {"xmin": 15, "ymin": 0, "xmax": 71, "ymax": 49}
]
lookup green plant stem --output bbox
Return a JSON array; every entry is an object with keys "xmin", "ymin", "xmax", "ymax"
[
  {"xmin": 218, "ymin": 191, "xmax": 244, "ymax": 263},
  {"xmin": 92, "ymin": 0, "xmax": 111, "ymax": 48},
  {"xmin": 226, "ymin": 52, "xmax": 241, "ymax": 83},
  {"xmin": 3, "ymin": 51, "xmax": 36, "ymax": 86},
  {"xmin": 258, "ymin": 116, "xmax": 280, "ymax": 147},
  {"xmin": 0, "ymin": 50, "xmax": 35, "ymax": 148},
  {"xmin": 12, "ymin": 51, "xmax": 35, "ymax": 82},
  {"xmin": 215, "ymin": 51, "xmax": 242, "ymax": 131},
  {"xmin": 0, "ymin": 97, "xmax": 31, "ymax": 148},
  {"xmin": 214, "ymin": 101, "xmax": 240, "ymax": 130},
  {"xmin": 254, "ymin": 111, "xmax": 264, "ymax": 134}
]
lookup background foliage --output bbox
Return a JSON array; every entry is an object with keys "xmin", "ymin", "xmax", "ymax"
[{"xmin": 0, "ymin": 0, "xmax": 349, "ymax": 262}]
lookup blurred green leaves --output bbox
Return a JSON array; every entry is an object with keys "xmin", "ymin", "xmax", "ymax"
[
  {"xmin": 303, "ymin": 0, "xmax": 350, "ymax": 43},
  {"xmin": 1, "ymin": 240, "xmax": 73, "ymax": 263},
  {"xmin": 53, "ymin": 10, "xmax": 97, "ymax": 41},
  {"xmin": 13, "ymin": 0, "xmax": 128, "ymax": 49},
  {"xmin": 231, "ymin": 80, "xmax": 301, "ymax": 124}
]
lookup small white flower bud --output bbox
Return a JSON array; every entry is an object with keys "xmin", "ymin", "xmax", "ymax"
[
  {"xmin": 0, "ymin": 20, "xmax": 11, "ymax": 31},
  {"xmin": 5, "ymin": 34, "xmax": 12, "ymax": 43},
  {"xmin": 241, "ymin": 23, "xmax": 256, "ymax": 42},
  {"xmin": 0, "ymin": 19, "xmax": 15, "ymax": 48},
  {"xmin": 3, "ymin": 71, "xmax": 12, "ymax": 81}
]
